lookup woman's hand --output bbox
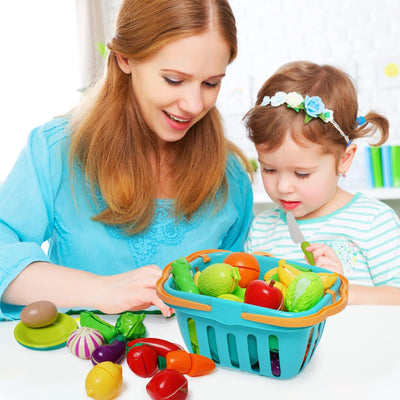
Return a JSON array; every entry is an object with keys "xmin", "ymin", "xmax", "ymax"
[
  {"xmin": 95, "ymin": 264, "xmax": 173, "ymax": 317},
  {"xmin": 305, "ymin": 243, "xmax": 343, "ymax": 274}
]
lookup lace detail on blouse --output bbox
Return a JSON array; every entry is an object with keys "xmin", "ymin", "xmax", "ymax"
[{"xmin": 92, "ymin": 194, "xmax": 201, "ymax": 268}]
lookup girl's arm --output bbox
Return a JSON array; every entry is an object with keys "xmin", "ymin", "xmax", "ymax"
[
  {"xmin": 349, "ymin": 285, "xmax": 400, "ymax": 305},
  {"xmin": 305, "ymin": 243, "xmax": 400, "ymax": 305},
  {"xmin": 2, "ymin": 261, "xmax": 172, "ymax": 316}
]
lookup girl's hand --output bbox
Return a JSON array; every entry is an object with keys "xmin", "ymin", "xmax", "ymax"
[
  {"xmin": 306, "ymin": 243, "xmax": 344, "ymax": 274},
  {"xmin": 95, "ymin": 264, "xmax": 173, "ymax": 317}
]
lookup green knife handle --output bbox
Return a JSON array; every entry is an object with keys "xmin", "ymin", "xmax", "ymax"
[{"xmin": 301, "ymin": 241, "xmax": 315, "ymax": 265}]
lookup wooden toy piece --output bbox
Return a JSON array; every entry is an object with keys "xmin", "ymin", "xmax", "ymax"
[{"xmin": 20, "ymin": 300, "xmax": 58, "ymax": 328}]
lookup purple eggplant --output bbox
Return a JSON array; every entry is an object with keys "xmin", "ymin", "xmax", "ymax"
[{"xmin": 91, "ymin": 334, "xmax": 127, "ymax": 365}]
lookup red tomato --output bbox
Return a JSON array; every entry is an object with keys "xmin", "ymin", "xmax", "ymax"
[
  {"xmin": 126, "ymin": 344, "xmax": 159, "ymax": 378},
  {"xmin": 146, "ymin": 369, "xmax": 188, "ymax": 400},
  {"xmin": 224, "ymin": 252, "xmax": 260, "ymax": 288}
]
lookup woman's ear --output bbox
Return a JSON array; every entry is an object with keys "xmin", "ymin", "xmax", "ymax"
[
  {"xmin": 116, "ymin": 53, "xmax": 132, "ymax": 74},
  {"xmin": 338, "ymin": 142, "xmax": 357, "ymax": 175}
]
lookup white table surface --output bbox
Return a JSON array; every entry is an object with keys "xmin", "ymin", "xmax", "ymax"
[{"xmin": 1, "ymin": 305, "xmax": 399, "ymax": 400}]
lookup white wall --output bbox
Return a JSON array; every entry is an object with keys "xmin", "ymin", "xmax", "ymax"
[
  {"xmin": 0, "ymin": 1, "xmax": 80, "ymax": 181},
  {"xmin": 217, "ymin": 0, "xmax": 400, "ymax": 196}
]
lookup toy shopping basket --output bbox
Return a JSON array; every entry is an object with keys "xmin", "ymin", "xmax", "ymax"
[{"xmin": 156, "ymin": 249, "xmax": 348, "ymax": 379}]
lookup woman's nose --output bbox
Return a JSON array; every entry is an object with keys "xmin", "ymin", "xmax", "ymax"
[{"xmin": 178, "ymin": 85, "xmax": 204, "ymax": 115}]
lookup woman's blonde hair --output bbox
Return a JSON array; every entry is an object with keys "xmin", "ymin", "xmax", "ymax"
[
  {"xmin": 69, "ymin": 0, "xmax": 250, "ymax": 234},
  {"xmin": 244, "ymin": 61, "xmax": 389, "ymax": 166}
]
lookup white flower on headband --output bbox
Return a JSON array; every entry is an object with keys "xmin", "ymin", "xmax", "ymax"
[
  {"xmin": 261, "ymin": 96, "xmax": 271, "ymax": 106},
  {"xmin": 286, "ymin": 92, "xmax": 304, "ymax": 109},
  {"xmin": 260, "ymin": 91, "xmax": 350, "ymax": 144},
  {"xmin": 271, "ymin": 91, "xmax": 287, "ymax": 106}
]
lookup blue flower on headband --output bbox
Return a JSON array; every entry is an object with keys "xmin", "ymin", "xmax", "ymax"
[
  {"xmin": 271, "ymin": 92, "xmax": 287, "ymax": 106},
  {"xmin": 304, "ymin": 95, "xmax": 325, "ymax": 122}
]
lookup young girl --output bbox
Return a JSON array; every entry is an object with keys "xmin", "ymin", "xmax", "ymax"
[
  {"xmin": 0, "ymin": 0, "xmax": 253, "ymax": 320},
  {"xmin": 244, "ymin": 61, "xmax": 400, "ymax": 305}
]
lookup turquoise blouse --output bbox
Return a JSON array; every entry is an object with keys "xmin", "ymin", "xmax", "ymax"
[{"xmin": 0, "ymin": 118, "xmax": 253, "ymax": 320}]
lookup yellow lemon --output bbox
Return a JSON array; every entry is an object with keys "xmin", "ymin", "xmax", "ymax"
[{"xmin": 85, "ymin": 361, "xmax": 122, "ymax": 400}]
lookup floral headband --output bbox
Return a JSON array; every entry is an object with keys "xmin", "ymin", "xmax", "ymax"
[{"xmin": 261, "ymin": 91, "xmax": 350, "ymax": 144}]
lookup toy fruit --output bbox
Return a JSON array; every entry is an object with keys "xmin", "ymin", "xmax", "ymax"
[
  {"xmin": 166, "ymin": 350, "xmax": 216, "ymax": 376},
  {"xmin": 317, "ymin": 272, "xmax": 338, "ymax": 289},
  {"xmin": 277, "ymin": 259, "xmax": 302, "ymax": 287},
  {"xmin": 244, "ymin": 279, "xmax": 283, "ymax": 310},
  {"xmin": 223, "ymin": 252, "xmax": 260, "ymax": 288},
  {"xmin": 20, "ymin": 300, "xmax": 58, "ymax": 328},
  {"xmin": 217, "ymin": 293, "xmax": 242, "ymax": 302},
  {"xmin": 85, "ymin": 361, "xmax": 122, "ymax": 400},
  {"xmin": 263, "ymin": 267, "xmax": 279, "ymax": 282},
  {"xmin": 127, "ymin": 338, "xmax": 184, "ymax": 357},
  {"xmin": 231, "ymin": 285, "xmax": 246, "ymax": 301},
  {"xmin": 91, "ymin": 335, "xmax": 126, "ymax": 365},
  {"xmin": 146, "ymin": 369, "xmax": 188, "ymax": 400},
  {"xmin": 285, "ymin": 272, "xmax": 324, "ymax": 312},
  {"xmin": 197, "ymin": 263, "xmax": 240, "ymax": 297},
  {"xmin": 265, "ymin": 279, "xmax": 286, "ymax": 298},
  {"xmin": 171, "ymin": 257, "xmax": 200, "ymax": 294},
  {"xmin": 127, "ymin": 344, "xmax": 159, "ymax": 378},
  {"xmin": 67, "ymin": 327, "xmax": 104, "ymax": 359}
]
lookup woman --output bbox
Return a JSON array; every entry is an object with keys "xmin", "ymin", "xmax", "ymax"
[{"xmin": 0, "ymin": 0, "xmax": 253, "ymax": 320}]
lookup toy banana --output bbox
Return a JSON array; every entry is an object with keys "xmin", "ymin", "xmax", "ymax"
[
  {"xmin": 265, "ymin": 279, "xmax": 287, "ymax": 298},
  {"xmin": 317, "ymin": 272, "xmax": 338, "ymax": 289},
  {"xmin": 263, "ymin": 267, "xmax": 279, "ymax": 282},
  {"xmin": 277, "ymin": 260, "xmax": 302, "ymax": 287}
]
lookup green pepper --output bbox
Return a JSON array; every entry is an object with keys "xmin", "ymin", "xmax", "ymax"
[
  {"xmin": 79, "ymin": 311, "xmax": 119, "ymax": 343},
  {"xmin": 115, "ymin": 312, "xmax": 146, "ymax": 340}
]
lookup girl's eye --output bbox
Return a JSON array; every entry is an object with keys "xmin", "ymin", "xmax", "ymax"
[
  {"xmin": 295, "ymin": 172, "xmax": 310, "ymax": 179},
  {"xmin": 163, "ymin": 76, "xmax": 182, "ymax": 86},
  {"xmin": 262, "ymin": 167, "xmax": 275, "ymax": 174}
]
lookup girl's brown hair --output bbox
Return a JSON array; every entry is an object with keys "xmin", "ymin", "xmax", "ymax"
[
  {"xmin": 69, "ymin": 0, "xmax": 250, "ymax": 234},
  {"xmin": 244, "ymin": 61, "xmax": 389, "ymax": 166}
]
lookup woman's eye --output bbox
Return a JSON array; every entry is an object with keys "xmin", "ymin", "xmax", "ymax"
[
  {"xmin": 203, "ymin": 81, "xmax": 219, "ymax": 88},
  {"xmin": 295, "ymin": 172, "xmax": 310, "ymax": 179},
  {"xmin": 163, "ymin": 76, "xmax": 182, "ymax": 86}
]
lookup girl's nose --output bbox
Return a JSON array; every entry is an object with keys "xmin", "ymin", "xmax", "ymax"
[
  {"xmin": 179, "ymin": 85, "xmax": 204, "ymax": 115},
  {"xmin": 277, "ymin": 175, "xmax": 295, "ymax": 193}
]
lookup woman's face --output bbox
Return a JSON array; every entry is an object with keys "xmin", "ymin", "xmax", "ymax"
[{"xmin": 118, "ymin": 31, "xmax": 231, "ymax": 149}]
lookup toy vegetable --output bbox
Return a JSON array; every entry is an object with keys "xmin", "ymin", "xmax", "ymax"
[
  {"xmin": 146, "ymin": 369, "xmax": 188, "ymax": 400},
  {"xmin": 171, "ymin": 257, "xmax": 200, "ymax": 294},
  {"xmin": 67, "ymin": 327, "xmax": 104, "ymax": 359},
  {"xmin": 80, "ymin": 311, "xmax": 119, "ymax": 343},
  {"xmin": 127, "ymin": 338, "xmax": 183, "ymax": 357},
  {"xmin": 115, "ymin": 312, "xmax": 146, "ymax": 340},
  {"xmin": 166, "ymin": 350, "xmax": 216, "ymax": 376},
  {"xmin": 91, "ymin": 335, "xmax": 126, "ymax": 365},
  {"xmin": 127, "ymin": 344, "xmax": 159, "ymax": 378}
]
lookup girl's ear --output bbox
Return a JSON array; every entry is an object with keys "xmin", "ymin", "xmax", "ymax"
[
  {"xmin": 116, "ymin": 53, "xmax": 132, "ymax": 74},
  {"xmin": 338, "ymin": 143, "xmax": 357, "ymax": 175}
]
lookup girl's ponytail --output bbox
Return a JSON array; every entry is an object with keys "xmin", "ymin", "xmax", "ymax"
[{"xmin": 354, "ymin": 111, "xmax": 389, "ymax": 146}]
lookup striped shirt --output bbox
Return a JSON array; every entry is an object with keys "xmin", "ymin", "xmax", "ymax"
[{"xmin": 245, "ymin": 192, "xmax": 400, "ymax": 288}]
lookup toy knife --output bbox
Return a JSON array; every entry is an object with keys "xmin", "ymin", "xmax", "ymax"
[{"xmin": 286, "ymin": 211, "xmax": 315, "ymax": 265}]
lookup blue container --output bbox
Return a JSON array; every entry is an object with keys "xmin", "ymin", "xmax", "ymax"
[{"xmin": 157, "ymin": 250, "xmax": 348, "ymax": 379}]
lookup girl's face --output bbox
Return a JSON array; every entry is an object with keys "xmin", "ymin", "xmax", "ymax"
[
  {"xmin": 256, "ymin": 134, "xmax": 343, "ymax": 220},
  {"xmin": 117, "ymin": 31, "xmax": 231, "ymax": 150}
]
